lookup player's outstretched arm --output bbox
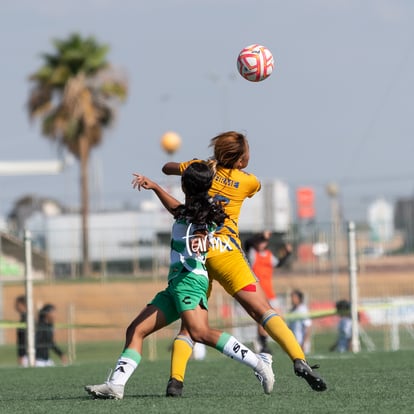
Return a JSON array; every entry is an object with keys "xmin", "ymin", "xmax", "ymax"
[
  {"xmin": 162, "ymin": 162, "xmax": 181, "ymax": 175},
  {"xmin": 132, "ymin": 173, "xmax": 180, "ymax": 214}
]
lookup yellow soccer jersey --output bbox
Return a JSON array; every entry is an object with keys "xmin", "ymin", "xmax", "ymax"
[{"xmin": 179, "ymin": 159, "xmax": 261, "ymax": 257}]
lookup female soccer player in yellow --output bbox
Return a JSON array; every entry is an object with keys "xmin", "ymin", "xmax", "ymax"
[{"xmin": 163, "ymin": 131, "xmax": 327, "ymax": 396}]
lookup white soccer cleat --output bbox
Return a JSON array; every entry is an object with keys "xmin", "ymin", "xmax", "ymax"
[
  {"xmin": 254, "ymin": 352, "xmax": 275, "ymax": 394},
  {"xmin": 84, "ymin": 382, "xmax": 124, "ymax": 400}
]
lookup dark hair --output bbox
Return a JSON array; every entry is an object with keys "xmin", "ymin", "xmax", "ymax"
[
  {"xmin": 182, "ymin": 161, "xmax": 213, "ymax": 195},
  {"xmin": 38, "ymin": 304, "xmax": 55, "ymax": 322},
  {"xmin": 244, "ymin": 233, "xmax": 267, "ymax": 252},
  {"xmin": 15, "ymin": 295, "xmax": 27, "ymax": 306},
  {"xmin": 174, "ymin": 162, "xmax": 226, "ymax": 226},
  {"xmin": 336, "ymin": 299, "xmax": 350, "ymax": 312},
  {"xmin": 291, "ymin": 289, "xmax": 304, "ymax": 303}
]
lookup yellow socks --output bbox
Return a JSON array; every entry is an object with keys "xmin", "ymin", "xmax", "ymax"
[
  {"xmin": 170, "ymin": 334, "xmax": 194, "ymax": 382},
  {"xmin": 261, "ymin": 310, "xmax": 305, "ymax": 361}
]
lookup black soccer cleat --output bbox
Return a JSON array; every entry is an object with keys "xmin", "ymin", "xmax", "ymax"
[
  {"xmin": 294, "ymin": 359, "xmax": 327, "ymax": 392},
  {"xmin": 166, "ymin": 378, "xmax": 184, "ymax": 397}
]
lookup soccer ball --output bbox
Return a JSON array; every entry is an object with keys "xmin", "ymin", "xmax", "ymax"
[{"xmin": 237, "ymin": 44, "xmax": 274, "ymax": 82}]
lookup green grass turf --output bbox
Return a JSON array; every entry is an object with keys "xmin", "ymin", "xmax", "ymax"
[{"xmin": 0, "ymin": 341, "xmax": 413, "ymax": 414}]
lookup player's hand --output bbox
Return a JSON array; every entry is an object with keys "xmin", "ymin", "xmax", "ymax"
[{"xmin": 132, "ymin": 173, "xmax": 155, "ymax": 191}]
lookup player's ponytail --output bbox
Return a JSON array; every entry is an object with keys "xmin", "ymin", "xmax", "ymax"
[{"xmin": 206, "ymin": 158, "xmax": 218, "ymax": 175}]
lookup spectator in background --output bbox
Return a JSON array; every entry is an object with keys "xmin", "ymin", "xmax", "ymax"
[
  {"xmin": 330, "ymin": 299, "xmax": 352, "ymax": 353},
  {"xmin": 244, "ymin": 230, "xmax": 272, "ymax": 254},
  {"xmin": 35, "ymin": 304, "xmax": 67, "ymax": 367},
  {"xmin": 246, "ymin": 232, "xmax": 292, "ymax": 353},
  {"xmin": 287, "ymin": 290, "xmax": 312, "ymax": 354},
  {"xmin": 15, "ymin": 295, "xmax": 28, "ymax": 367}
]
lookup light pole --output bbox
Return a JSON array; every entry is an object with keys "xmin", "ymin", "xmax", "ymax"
[{"xmin": 207, "ymin": 73, "xmax": 237, "ymax": 130}]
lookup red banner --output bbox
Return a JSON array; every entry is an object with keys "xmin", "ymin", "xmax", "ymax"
[{"xmin": 296, "ymin": 187, "xmax": 315, "ymax": 219}]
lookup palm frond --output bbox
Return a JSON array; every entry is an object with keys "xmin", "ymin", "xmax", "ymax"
[
  {"xmin": 40, "ymin": 52, "xmax": 61, "ymax": 69},
  {"xmin": 82, "ymin": 46, "xmax": 109, "ymax": 73},
  {"xmin": 27, "ymin": 86, "xmax": 52, "ymax": 118},
  {"xmin": 65, "ymin": 118, "xmax": 82, "ymax": 141},
  {"xmin": 41, "ymin": 107, "xmax": 64, "ymax": 138},
  {"xmin": 49, "ymin": 65, "xmax": 71, "ymax": 86},
  {"xmin": 29, "ymin": 65, "xmax": 53, "ymax": 82},
  {"xmin": 100, "ymin": 80, "xmax": 128, "ymax": 100}
]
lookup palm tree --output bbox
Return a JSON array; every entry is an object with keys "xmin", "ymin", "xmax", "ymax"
[{"xmin": 27, "ymin": 33, "xmax": 128, "ymax": 276}]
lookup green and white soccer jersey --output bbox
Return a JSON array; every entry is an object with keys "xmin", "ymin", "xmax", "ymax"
[
  {"xmin": 149, "ymin": 219, "xmax": 216, "ymax": 325},
  {"xmin": 167, "ymin": 219, "xmax": 215, "ymax": 281}
]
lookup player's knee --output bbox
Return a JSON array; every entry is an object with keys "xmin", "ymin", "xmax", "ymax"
[
  {"xmin": 188, "ymin": 327, "xmax": 208, "ymax": 343},
  {"xmin": 126, "ymin": 321, "xmax": 137, "ymax": 339},
  {"xmin": 126, "ymin": 321, "xmax": 146, "ymax": 340},
  {"xmin": 235, "ymin": 289, "xmax": 273, "ymax": 321}
]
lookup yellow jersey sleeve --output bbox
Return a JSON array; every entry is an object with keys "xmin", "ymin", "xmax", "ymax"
[{"xmin": 179, "ymin": 159, "xmax": 202, "ymax": 174}]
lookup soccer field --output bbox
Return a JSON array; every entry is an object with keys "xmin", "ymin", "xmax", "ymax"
[{"xmin": 0, "ymin": 344, "xmax": 413, "ymax": 414}]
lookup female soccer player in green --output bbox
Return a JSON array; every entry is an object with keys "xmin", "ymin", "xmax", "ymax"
[{"xmin": 85, "ymin": 161, "xmax": 274, "ymax": 399}]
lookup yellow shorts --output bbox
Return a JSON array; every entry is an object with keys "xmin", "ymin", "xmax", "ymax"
[{"xmin": 206, "ymin": 250, "xmax": 258, "ymax": 296}]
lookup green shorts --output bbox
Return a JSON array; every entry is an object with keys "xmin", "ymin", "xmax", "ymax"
[{"xmin": 149, "ymin": 271, "xmax": 209, "ymax": 325}]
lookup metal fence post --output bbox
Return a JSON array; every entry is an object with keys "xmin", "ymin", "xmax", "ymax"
[
  {"xmin": 347, "ymin": 221, "xmax": 361, "ymax": 353},
  {"xmin": 24, "ymin": 230, "xmax": 36, "ymax": 367}
]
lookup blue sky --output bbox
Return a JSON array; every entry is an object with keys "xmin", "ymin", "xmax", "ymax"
[{"xmin": 0, "ymin": 0, "xmax": 413, "ymax": 221}]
